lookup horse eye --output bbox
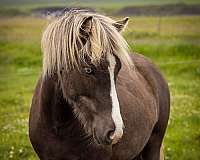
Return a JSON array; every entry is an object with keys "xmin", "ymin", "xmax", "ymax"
[{"xmin": 83, "ymin": 67, "xmax": 94, "ymax": 75}]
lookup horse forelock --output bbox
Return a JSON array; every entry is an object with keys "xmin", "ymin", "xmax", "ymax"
[{"xmin": 41, "ymin": 10, "xmax": 133, "ymax": 77}]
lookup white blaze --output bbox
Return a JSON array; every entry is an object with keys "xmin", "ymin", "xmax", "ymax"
[{"xmin": 107, "ymin": 54, "xmax": 124, "ymax": 144}]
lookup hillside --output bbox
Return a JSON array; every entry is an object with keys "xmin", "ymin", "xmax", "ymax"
[{"xmin": 1, "ymin": 0, "xmax": 200, "ymax": 9}]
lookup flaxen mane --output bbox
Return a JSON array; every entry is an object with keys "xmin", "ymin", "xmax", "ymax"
[{"xmin": 41, "ymin": 10, "xmax": 132, "ymax": 76}]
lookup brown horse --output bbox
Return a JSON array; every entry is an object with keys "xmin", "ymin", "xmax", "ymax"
[{"xmin": 29, "ymin": 10, "xmax": 170, "ymax": 160}]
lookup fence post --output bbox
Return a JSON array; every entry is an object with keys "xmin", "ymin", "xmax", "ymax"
[{"xmin": 158, "ymin": 15, "xmax": 162, "ymax": 35}]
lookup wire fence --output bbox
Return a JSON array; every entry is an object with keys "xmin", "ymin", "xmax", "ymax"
[
  {"xmin": 0, "ymin": 59, "xmax": 199, "ymax": 79},
  {"xmin": 158, "ymin": 59, "xmax": 200, "ymax": 66}
]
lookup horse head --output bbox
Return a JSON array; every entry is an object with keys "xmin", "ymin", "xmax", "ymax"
[{"xmin": 41, "ymin": 10, "xmax": 132, "ymax": 145}]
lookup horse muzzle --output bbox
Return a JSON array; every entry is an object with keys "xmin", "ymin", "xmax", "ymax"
[{"xmin": 94, "ymin": 127, "xmax": 123, "ymax": 145}]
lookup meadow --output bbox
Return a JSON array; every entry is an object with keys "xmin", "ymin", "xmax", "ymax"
[{"xmin": 0, "ymin": 15, "xmax": 200, "ymax": 160}]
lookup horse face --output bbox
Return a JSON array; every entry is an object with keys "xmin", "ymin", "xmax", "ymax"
[{"xmin": 60, "ymin": 54, "xmax": 124, "ymax": 145}]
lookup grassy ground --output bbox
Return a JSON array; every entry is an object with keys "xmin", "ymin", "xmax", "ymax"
[{"xmin": 0, "ymin": 16, "xmax": 200, "ymax": 160}]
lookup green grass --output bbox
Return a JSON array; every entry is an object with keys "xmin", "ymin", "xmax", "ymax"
[{"xmin": 0, "ymin": 16, "xmax": 200, "ymax": 160}]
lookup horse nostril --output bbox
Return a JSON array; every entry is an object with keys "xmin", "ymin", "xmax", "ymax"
[
  {"xmin": 105, "ymin": 130, "xmax": 115, "ymax": 145},
  {"xmin": 108, "ymin": 130, "xmax": 115, "ymax": 139}
]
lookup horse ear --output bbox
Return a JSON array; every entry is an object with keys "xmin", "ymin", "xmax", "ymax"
[
  {"xmin": 80, "ymin": 16, "xmax": 93, "ymax": 38},
  {"xmin": 113, "ymin": 17, "xmax": 129, "ymax": 32}
]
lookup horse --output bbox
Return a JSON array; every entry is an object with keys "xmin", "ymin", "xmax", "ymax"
[{"xmin": 29, "ymin": 10, "xmax": 170, "ymax": 160}]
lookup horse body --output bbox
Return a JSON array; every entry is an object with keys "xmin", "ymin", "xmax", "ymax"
[
  {"xmin": 29, "ymin": 10, "xmax": 170, "ymax": 160},
  {"xmin": 112, "ymin": 53, "xmax": 170, "ymax": 160}
]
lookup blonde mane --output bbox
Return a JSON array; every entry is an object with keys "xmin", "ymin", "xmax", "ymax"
[{"xmin": 41, "ymin": 10, "xmax": 133, "ymax": 76}]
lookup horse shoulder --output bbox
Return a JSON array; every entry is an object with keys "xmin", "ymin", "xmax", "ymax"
[
  {"xmin": 130, "ymin": 53, "xmax": 170, "ymax": 133},
  {"xmin": 112, "ymin": 53, "xmax": 170, "ymax": 159}
]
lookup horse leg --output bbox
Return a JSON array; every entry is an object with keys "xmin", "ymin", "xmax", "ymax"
[{"xmin": 140, "ymin": 133, "xmax": 164, "ymax": 160}]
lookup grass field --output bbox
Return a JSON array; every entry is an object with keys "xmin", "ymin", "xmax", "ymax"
[{"xmin": 0, "ymin": 15, "xmax": 200, "ymax": 160}]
